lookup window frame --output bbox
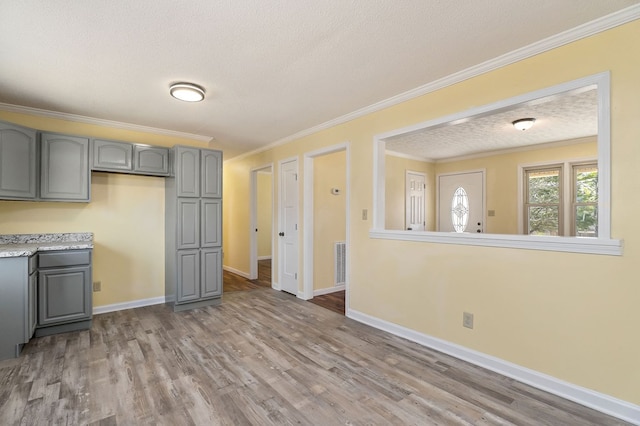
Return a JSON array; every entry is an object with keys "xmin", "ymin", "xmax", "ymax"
[
  {"xmin": 523, "ymin": 164, "xmax": 564, "ymax": 236},
  {"xmin": 371, "ymin": 72, "xmax": 622, "ymax": 256}
]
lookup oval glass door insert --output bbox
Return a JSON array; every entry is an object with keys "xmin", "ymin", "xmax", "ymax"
[{"xmin": 451, "ymin": 187, "xmax": 469, "ymax": 232}]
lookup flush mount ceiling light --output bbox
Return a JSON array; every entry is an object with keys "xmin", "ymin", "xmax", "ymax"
[
  {"xmin": 169, "ymin": 83, "xmax": 205, "ymax": 102},
  {"xmin": 512, "ymin": 118, "xmax": 536, "ymax": 131}
]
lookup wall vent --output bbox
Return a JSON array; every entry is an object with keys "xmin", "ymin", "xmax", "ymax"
[{"xmin": 334, "ymin": 241, "xmax": 346, "ymax": 285}]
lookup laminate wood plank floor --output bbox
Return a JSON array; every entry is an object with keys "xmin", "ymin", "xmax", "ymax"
[
  {"xmin": 0, "ymin": 286, "xmax": 630, "ymax": 425},
  {"xmin": 309, "ymin": 290, "xmax": 345, "ymax": 315}
]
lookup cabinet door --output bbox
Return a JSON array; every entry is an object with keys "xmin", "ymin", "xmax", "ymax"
[
  {"xmin": 0, "ymin": 122, "xmax": 37, "ymax": 199},
  {"xmin": 201, "ymin": 248, "xmax": 222, "ymax": 298},
  {"xmin": 176, "ymin": 250, "xmax": 200, "ymax": 303},
  {"xmin": 201, "ymin": 199, "xmax": 221, "ymax": 247},
  {"xmin": 201, "ymin": 149, "xmax": 222, "ymax": 198},
  {"xmin": 40, "ymin": 133, "xmax": 90, "ymax": 201},
  {"xmin": 177, "ymin": 199, "xmax": 200, "ymax": 249},
  {"xmin": 38, "ymin": 266, "xmax": 91, "ymax": 326},
  {"xmin": 175, "ymin": 146, "xmax": 200, "ymax": 197},
  {"xmin": 134, "ymin": 145, "xmax": 169, "ymax": 175},
  {"xmin": 28, "ymin": 272, "xmax": 37, "ymax": 340},
  {"xmin": 92, "ymin": 139, "xmax": 133, "ymax": 171}
]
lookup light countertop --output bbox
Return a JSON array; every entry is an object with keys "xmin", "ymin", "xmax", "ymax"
[{"xmin": 0, "ymin": 233, "xmax": 94, "ymax": 258}]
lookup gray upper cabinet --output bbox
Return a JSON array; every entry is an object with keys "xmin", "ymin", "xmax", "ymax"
[
  {"xmin": 92, "ymin": 139, "xmax": 133, "ymax": 171},
  {"xmin": 175, "ymin": 146, "xmax": 200, "ymax": 197},
  {"xmin": 40, "ymin": 132, "xmax": 90, "ymax": 201},
  {"xmin": 0, "ymin": 121, "xmax": 37, "ymax": 200},
  {"xmin": 201, "ymin": 150, "xmax": 222, "ymax": 198},
  {"xmin": 134, "ymin": 145, "xmax": 169, "ymax": 175}
]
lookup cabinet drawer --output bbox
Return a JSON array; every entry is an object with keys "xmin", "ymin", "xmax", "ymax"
[{"xmin": 38, "ymin": 250, "xmax": 91, "ymax": 268}]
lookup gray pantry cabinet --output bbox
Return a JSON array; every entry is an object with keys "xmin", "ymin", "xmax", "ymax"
[
  {"xmin": 166, "ymin": 146, "xmax": 223, "ymax": 311},
  {"xmin": 0, "ymin": 121, "xmax": 38, "ymax": 199},
  {"xmin": 36, "ymin": 249, "xmax": 93, "ymax": 337},
  {"xmin": 92, "ymin": 138, "xmax": 170, "ymax": 176},
  {"xmin": 0, "ymin": 256, "xmax": 38, "ymax": 360}
]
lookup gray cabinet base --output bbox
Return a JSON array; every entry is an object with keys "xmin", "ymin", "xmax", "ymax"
[
  {"xmin": 171, "ymin": 297, "xmax": 221, "ymax": 312},
  {"xmin": 35, "ymin": 319, "xmax": 92, "ymax": 338}
]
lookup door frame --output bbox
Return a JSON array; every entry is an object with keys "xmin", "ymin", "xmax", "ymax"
[
  {"xmin": 277, "ymin": 157, "xmax": 299, "ymax": 294},
  {"xmin": 303, "ymin": 142, "xmax": 351, "ymax": 311},
  {"xmin": 436, "ymin": 169, "xmax": 486, "ymax": 232},
  {"xmin": 249, "ymin": 163, "xmax": 274, "ymax": 281}
]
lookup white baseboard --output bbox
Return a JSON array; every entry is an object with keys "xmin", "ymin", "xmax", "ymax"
[
  {"xmin": 347, "ymin": 309, "xmax": 640, "ymax": 425},
  {"xmin": 257, "ymin": 255, "xmax": 272, "ymax": 261},
  {"xmin": 93, "ymin": 296, "xmax": 165, "ymax": 315},
  {"xmin": 313, "ymin": 284, "xmax": 346, "ymax": 297},
  {"xmin": 223, "ymin": 265, "xmax": 250, "ymax": 279}
]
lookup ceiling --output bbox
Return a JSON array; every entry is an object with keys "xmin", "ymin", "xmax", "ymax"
[
  {"xmin": 385, "ymin": 88, "xmax": 598, "ymax": 161},
  {"xmin": 0, "ymin": 1, "xmax": 638, "ymax": 159}
]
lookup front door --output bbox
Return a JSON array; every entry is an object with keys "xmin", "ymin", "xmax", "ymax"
[
  {"xmin": 438, "ymin": 171, "xmax": 484, "ymax": 233},
  {"xmin": 279, "ymin": 159, "xmax": 299, "ymax": 295},
  {"xmin": 406, "ymin": 171, "xmax": 426, "ymax": 231}
]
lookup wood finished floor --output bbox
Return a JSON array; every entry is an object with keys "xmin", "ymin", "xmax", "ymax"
[{"xmin": 1, "ymin": 276, "xmax": 630, "ymax": 425}]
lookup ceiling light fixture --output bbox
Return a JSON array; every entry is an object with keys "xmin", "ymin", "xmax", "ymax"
[
  {"xmin": 512, "ymin": 118, "xmax": 536, "ymax": 131},
  {"xmin": 169, "ymin": 83, "xmax": 205, "ymax": 102}
]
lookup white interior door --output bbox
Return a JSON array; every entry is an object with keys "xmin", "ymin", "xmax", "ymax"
[
  {"xmin": 438, "ymin": 171, "xmax": 484, "ymax": 233},
  {"xmin": 279, "ymin": 159, "xmax": 299, "ymax": 295},
  {"xmin": 406, "ymin": 171, "xmax": 426, "ymax": 231}
]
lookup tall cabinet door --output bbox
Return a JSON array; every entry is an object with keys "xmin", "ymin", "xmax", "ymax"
[
  {"xmin": 201, "ymin": 248, "xmax": 222, "ymax": 298},
  {"xmin": 177, "ymin": 250, "xmax": 200, "ymax": 302},
  {"xmin": 40, "ymin": 133, "xmax": 90, "ymax": 201},
  {"xmin": 177, "ymin": 199, "xmax": 200, "ymax": 249},
  {"xmin": 201, "ymin": 150, "xmax": 222, "ymax": 198},
  {"xmin": 0, "ymin": 122, "xmax": 37, "ymax": 199},
  {"xmin": 201, "ymin": 199, "xmax": 221, "ymax": 247},
  {"xmin": 176, "ymin": 146, "xmax": 200, "ymax": 197}
]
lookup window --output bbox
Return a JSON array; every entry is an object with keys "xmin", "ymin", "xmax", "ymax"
[{"xmin": 523, "ymin": 162, "xmax": 597, "ymax": 237}]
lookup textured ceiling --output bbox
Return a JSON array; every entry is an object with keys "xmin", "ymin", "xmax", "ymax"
[
  {"xmin": 0, "ymin": 1, "xmax": 638, "ymax": 158},
  {"xmin": 385, "ymin": 88, "xmax": 598, "ymax": 161}
]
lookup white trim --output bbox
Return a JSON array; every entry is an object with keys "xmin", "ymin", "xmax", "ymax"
[
  {"xmin": 369, "ymin": 229, "xmax": 622, "ymax": 256},
  {"xmin": 347, "ymin": 309, "xmax": 640, "ymax": 426},
  {"xmin": 223, "ymin": 265, "xmax": 250, "ymax": 279},
  {"xmin": 225, "ymin": 6, "xmax": 640, "ymax": 164},
  {"xmin": 303, "ymin": 142, "xmax": 351, "ymax": 310},
  {"xmin": 0, "ymin": 102, "xmax": 212, "ymax": 143},
  {"xmin": 249, "ymin": 163, "xmax": 274, "ymax": 280},
  {"xmin": 385, "ymin": 149, "xmax": 433, "ymax": 162},
  {"xmin": 313, "ymin": 284, "xmax": 346, "ymax": 297},
  {"xmin": 93, "ymin": 296, "xmax": 165, "ymax": 315},
  {"xmin": 257, "ymin": 255, "xmax": 272, "ymax": 261}
]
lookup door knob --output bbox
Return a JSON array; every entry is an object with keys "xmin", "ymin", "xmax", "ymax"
[
  {"xmin": 279, "ymin": 232, "xmax": 285, "ymax": 237},
  {"xmin": 477, "ymin": 229, "xmax": 481, "ymax": 233}
]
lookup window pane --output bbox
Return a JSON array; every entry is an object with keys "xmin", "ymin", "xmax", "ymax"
[
  {"xmin": 528, "ymin": 169, "xmax": 560, "ymax": 203},
  {"xmin": 528, "ymin": 206, "xmax": 559, "ymax": 236},
  {"xmin": 575, "ymin": 166, "xmax": 598, "ymax": 203},
  {"xmin": 575, "ymin": 205, "xmax": 598, "ymax": 237}
]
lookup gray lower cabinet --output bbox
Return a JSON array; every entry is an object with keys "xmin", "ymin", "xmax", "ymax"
[
  {"xmin": 36, "ymin": 249, "xmax": 92, "ymax": 337},
  {"xmin": 166, "ymin": 146, "xmax": 223, "ymax": 311},
  {"xmin": 40, "ymin": 132, "xmax": 90, "ymax": 201},
  {"xmin": 0, "ymin": 256, "xmax": 37, "ymax": 361},
  {"xmin": 0, "ymin": 121, "xmax": 38, "ymax": 200}
]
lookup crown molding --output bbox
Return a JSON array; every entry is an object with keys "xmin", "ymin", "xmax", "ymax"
[
  {"xmin": 226, "ymin": 4, "xmax": 640, "ymax": 163},
  {"xmin": 0, "ymin": 102, "xmax": 213, "ymax": 143}
]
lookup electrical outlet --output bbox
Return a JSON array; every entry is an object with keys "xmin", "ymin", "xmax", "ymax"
[
  {"xmin": 93, "ymin": 281, "xmax": 102, "ymax": 292},
  {"xmin": 362, "ymin": 209, "xmax": 368, "ymax": 220},
  {"xmin": 463, "ymin": 312, "xmax": 474, "ymax": 329}
]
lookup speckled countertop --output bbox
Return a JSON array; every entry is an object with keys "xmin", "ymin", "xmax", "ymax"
[{"xmin": 0, "ymin": 233, "xmax": 94, "ymax": 258}]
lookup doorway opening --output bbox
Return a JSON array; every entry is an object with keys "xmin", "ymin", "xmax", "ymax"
[{"xmin": 249, "ymin": 164, "xmax": 274, "ymax": 286}]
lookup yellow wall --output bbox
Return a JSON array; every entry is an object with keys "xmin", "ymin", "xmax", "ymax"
[
  {"xmin": 385, "ymin": 154, "xmax": 435, "ymax": 231},
  {"xmin": 223, "ymin": 21, "xmax": 640, "ymax": 405},
  {"xmin": 434, "ymin": 138, "xmax": 597, "ymax": 234},
  {"xmin": 257, "ymin": 171, "xmax": 273, "ymax": 258},
  {"xmin": 0, "ymin": 111, "xmax": 210, "ymax": 307},
  {"xmin": 313, "ymin": 151, "xmax": 346, "ymax": 291}
]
